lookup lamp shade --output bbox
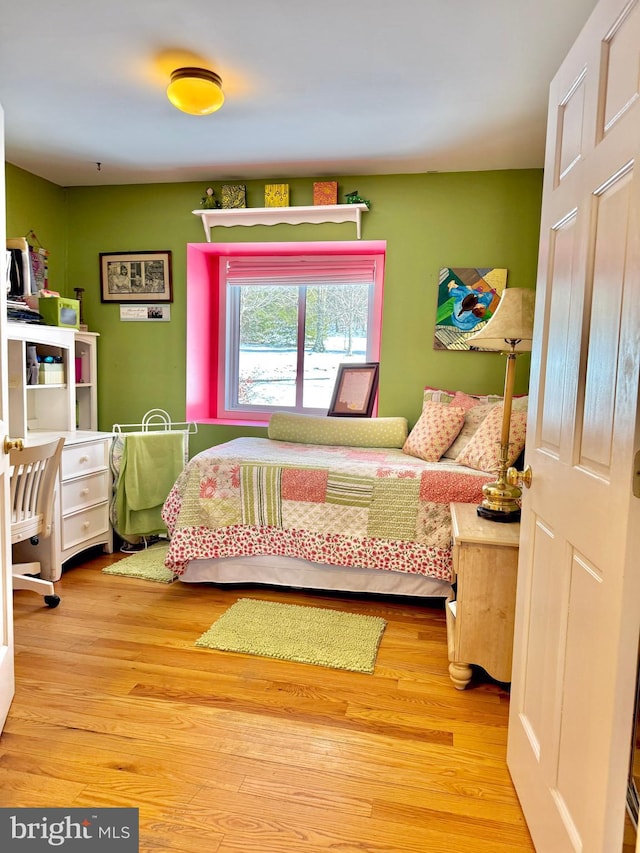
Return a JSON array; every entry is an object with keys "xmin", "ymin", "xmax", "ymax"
[
  {"xmin": 466, "ymin": 288, "xmax": 535, "ymax": 352},
  {"xmin": 167, "ymin": 67, "xmax": 224, "ymax": 115}
]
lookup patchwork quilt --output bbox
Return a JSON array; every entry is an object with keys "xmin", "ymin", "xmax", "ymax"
[{"xmin": 162, "ymin": 437, "xmax": 492, "ymax": 581}]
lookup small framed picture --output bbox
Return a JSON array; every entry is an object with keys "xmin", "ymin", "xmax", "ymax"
[
  {"xmin": 100, "ymin": 251, "xmax": 173, "ymax": 303},
  {"xmin": 328, "ymin": 362, "xmax": 379, "ymax": 417}
]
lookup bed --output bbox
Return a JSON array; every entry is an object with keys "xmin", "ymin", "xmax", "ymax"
[{"xmin": 160, "ymin": 393, "xmax": 528, "ymax": 599}]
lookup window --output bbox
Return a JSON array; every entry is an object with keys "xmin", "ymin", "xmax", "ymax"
[{"xmin": 187, "ymin": 241, "xmax": 386, "ymax": 424}]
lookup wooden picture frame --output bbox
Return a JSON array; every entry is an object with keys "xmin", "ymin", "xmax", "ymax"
[
  {"xmin": 327, "ymin": 362, "xmax": 379, "ymax": 417},
  {"xmin": 100, "ymin": 251, "xmax": 173, "ymax": 303}
]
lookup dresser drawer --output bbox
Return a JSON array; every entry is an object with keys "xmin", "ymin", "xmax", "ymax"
[
  {"xmin": 62, "ymin": 439, "xmax": 109, "ymax": 480},
  {"xmin": 62, "ymin": 502, "xmax": 110, "ymax": 550},
  {"xmin": 61, "ymin": 470, "xmax": 110, "ymax": 515}
]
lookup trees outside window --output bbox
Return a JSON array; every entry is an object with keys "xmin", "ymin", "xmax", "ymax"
[{"xmin": 229, "ymin": 281, "xmax": 371, "ymax": 412}]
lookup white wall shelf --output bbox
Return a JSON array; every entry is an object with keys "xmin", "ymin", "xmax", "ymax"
[{"xmin": 193, "ymin": 203, "xmax": 369, "ymax": 241}]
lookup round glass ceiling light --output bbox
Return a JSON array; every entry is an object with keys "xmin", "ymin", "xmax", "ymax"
[{"xmin": 167, "ymin": 67, "xmax": 224, "ymax": 115}]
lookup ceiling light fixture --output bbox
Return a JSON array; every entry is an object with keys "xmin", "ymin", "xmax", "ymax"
[{"xmin": 167, "ymin": 67, "xmax": 224, "ymax": 116}]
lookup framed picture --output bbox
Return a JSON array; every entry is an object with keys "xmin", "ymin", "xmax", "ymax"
[
  {"xmin": 100, "ymin": 251, "xmax": 173, "ymax": 303},
  {"xmin": 328, "ymin": 362, "xmax": 379, "ymax": 417},
  {"xmin": 433, "ymin": 267, "xmax": 507, "ymax": 350}
]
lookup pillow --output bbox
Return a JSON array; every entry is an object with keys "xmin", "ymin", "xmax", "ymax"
[
  {"xmin": 268, "ymin": 412, "xmax": 409, "ymax": 448},
  {"xmin": 442, "ymin": 401, "xmax": 496, "ymax": 459},
  {"xmin": 422, "ymin": 386, "xmax": 458, "ymax": 405},
  {"xmin": 421, "ymin": 388, "xmax": 529, "ymax": 460},
  {"xmin": 422, "ymin": 386, "xmax": 502, "ymax": 410},
  {"xmin": 455, "ymin": 405, "xmax": 528, "ymax": 472},
  {"xmin": 443, "ymin": 393, "xmax": 528, "ymax": 459},
  {"xmin": 402, "ymin": 402, "xmax": 465, "ymax": 462}
]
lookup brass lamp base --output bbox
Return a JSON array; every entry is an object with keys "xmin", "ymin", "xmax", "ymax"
[
  {"xmin": 476, "ymin": 475, "xmax": 522, "ymax": 523},
  {"xmin": 477, "ymin": 504, "xmax": 521, "ymax": 523}
]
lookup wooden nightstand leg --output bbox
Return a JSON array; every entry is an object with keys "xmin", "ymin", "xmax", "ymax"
[{"xmin": 449, "ymin": 661, "xmax": 473, "ymax": 690}]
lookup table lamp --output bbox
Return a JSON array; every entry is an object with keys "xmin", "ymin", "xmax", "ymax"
[{"xmin": 466, "ymin": 288, "xmax": 535, "ymax": 522}]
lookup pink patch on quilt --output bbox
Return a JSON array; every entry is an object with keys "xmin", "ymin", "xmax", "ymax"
[
  {"xmin": 281, "ymin": 468, "xmax": 328, "ymax": 502},
  {"xmin": 200, "ymin": 477, "xmax": 217, "ymax": 499},
  {"xmin": 419, "ymin": 469, "xmax": 490, "ymax": 503},
  {"xmin": 345, "ymin": 448, "xmax": 389, "ymax": 461},
  {"xmin": 376, "ymin": 466, "xmax": 417, "ymax": 478}
]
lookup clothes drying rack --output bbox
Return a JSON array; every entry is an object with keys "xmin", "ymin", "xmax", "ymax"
[
  {"xmin": 110, "ymin": 410, "xmax": 198, "ymax": 551},
  {"xmin": 112, "ymin": 408, "xmax": 198, "ymax": 437}
]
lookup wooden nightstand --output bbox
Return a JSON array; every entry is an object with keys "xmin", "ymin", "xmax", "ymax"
[{"xmin": 446, "ymin": 502, "xmax": 520, "ymax": 689}]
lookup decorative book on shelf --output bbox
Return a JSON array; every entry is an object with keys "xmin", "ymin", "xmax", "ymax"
[
  {"xmin": 221, "ymin": 185, "xmax": 247, "ymax": 208},
  {"xmin": 313, "ymin": 181, "xmax": 338, "ymax": 205},
  {"xmin": 265, "ymin": 184, "xmax": 290, "ymax": 207}
]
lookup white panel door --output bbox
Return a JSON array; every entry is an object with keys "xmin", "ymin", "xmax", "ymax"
[
  {"xmin": 507, "ymin": 0, "xmax": 640, "ymax": 850},
  {"xmin": 0, "ymin": 104, "xmax": 15, "ymax": 732}
]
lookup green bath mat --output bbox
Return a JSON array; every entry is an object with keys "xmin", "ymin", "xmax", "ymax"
[
  {"xmin": 102, "ymin": 543, "xmax": 175, "ymax": 583},
  {"xmin": 196, "ymin": 597, "xmax": 387, "ymax": 673}
]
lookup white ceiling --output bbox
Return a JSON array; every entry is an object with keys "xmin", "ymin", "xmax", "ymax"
[{"xmin": 0, "ymin": 0, "xmax": 599, "ymax": 188}]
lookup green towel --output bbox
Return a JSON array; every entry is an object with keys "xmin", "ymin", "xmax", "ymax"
[{"xmin": 115, "ymin": 432, "xmax": 185, "ymax": 536}]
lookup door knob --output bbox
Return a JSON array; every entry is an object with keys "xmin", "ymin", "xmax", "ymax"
[
  {"xmin": 506, "ymin": 464, "xmax": 532, "ymax": 489},
  {"xmin": 3, "ymin": 436, "xmax": 24, "ymax": 454}
]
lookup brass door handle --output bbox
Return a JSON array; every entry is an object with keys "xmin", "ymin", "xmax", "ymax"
[
  {"xmin": 506, "ymin": 464, "xmax": 532, "ymax": 489},
  {"xmin": 4, "ymin": 437, "xmax": 24, "ymax": 454}
]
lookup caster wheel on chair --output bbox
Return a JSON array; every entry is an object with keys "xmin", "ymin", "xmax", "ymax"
[{"xmin": 44, "ymin": 595, "xmax": 61, "ymax": 608}]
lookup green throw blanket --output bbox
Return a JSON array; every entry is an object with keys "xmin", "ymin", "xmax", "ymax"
[{"xmin": 114, "ymin": 432, "xmax": 185, "ymax": 536}]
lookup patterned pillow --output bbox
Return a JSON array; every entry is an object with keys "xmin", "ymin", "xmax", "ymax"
[
  {"xmin": 268, "ymin": 412, "xmax": 409, "ymax": 448},
  {"xmin": 422, "ymin": 386, "xmax": 457, "ymax": 405},
  {"xmin": 455, "ymin": 405, "xmax": 528, "ymax": 472},
  {"xmin": 442, "ymin": 401, "xmax": 496, "ymax": 459},
  {"xmin": 455, "ymin": 391, "xmax": 503, "ymax": 410},
  {"xmin": 402, "ymin": 402, "xmax": 465, "ymax": 462},
  {"xmin": 422, "ymin": 388, "xmax": 528, "ymax": 460},
  {"xmin": 423, "ymin": 386, "xmax": 503, "ymax": 410}
]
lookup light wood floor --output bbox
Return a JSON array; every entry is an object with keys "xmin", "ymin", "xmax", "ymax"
[{"xmin": 3, "ymin": 548, "xmax": 537, "ymax": 852}]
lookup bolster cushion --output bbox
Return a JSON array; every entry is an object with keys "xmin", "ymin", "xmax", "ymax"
[{"xmin": 268, "ymin": 412, "xmax": 409, "ymax": 448}]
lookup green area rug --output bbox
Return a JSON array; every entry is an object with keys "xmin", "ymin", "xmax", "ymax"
[
  {"xmin": 102, "ymin": 543, "xmax": 175, "ymax": 583},
  {"xmin": 195, "ymin": 598, "xmax": 387, "ymax": 673}
]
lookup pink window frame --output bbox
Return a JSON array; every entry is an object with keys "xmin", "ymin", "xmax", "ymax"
[{"xmin": 186, "ymin": 240, "xmax": 386, "ymax": 426}]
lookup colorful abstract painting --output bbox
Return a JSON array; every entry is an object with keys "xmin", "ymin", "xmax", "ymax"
[{"xmin": 433, "ymin": 267, "xmax": 508, "ymax": 351}]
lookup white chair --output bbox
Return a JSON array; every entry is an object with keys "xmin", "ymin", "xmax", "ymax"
[{"xmin": 10, "ymin": 437, "xmax": 64, "ymax": 608}]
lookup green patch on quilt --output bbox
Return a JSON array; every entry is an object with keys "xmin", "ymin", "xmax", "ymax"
[
  {"xmin": 241, "ymin": 464, "xmax": 283, "ymax": 526},
  {"xmin": 176, "ymin": 471, "xmax": 207, "ymax": 527},
  {"xmin": 325, "ymin": 473, "xmax": 374, "ymax": 507},
  {"xmin": 367, "ymin": 478, "xmax": 421, "ymax": 540},
  {"xmin": 203, "ymin": 498, "xmax": 242, "ymax": 528}
]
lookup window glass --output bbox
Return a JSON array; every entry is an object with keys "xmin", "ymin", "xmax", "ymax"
[
  {"xmin": 234, "ymin": 284, "xmax": 298, "ymax": 408},
  {"xmin": 226, "ymin": 277, "xmax": 373, "ymax": 415},
  {"xmin": 302, "ymin": 284, "xmax": 370, "ymax": 409}
]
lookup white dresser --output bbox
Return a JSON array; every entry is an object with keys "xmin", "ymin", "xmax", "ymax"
[
  {"xmin": 7, "ymin": 323, "xmax": 113, "ymax": 581},
  {"xmin": 13, "ymin": 431, "xmax": 113, "ymax": 581}
]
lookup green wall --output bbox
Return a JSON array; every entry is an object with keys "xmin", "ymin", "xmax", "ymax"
[
  {"xmin": 6, "ymin": 164, "xmax": 68, "ymax": 294},
  {"xmin": 5, "ymin": 166, "xmax": 542, "ymax": 457}
]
